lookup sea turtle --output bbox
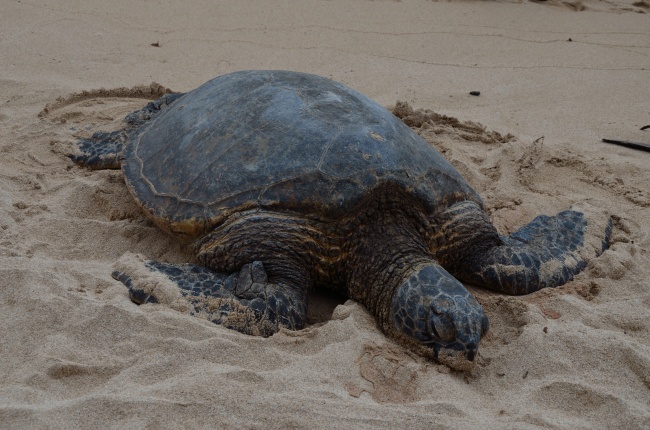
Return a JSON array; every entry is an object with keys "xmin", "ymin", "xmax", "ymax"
[{"xmin": 71, "ymin": 70, "xmax": 611, "ymax": 370}]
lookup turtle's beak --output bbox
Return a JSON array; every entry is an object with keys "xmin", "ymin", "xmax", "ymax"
[
  {"xmin": 430, "ymin": 312, "xmax": 488, "ymax": 369},
  {"xmin": 466, "ymin": 348, "xmax": 477, "ymax": 362}
]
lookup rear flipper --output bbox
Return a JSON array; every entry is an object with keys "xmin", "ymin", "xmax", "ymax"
[
  {"xmin": 70, "ymin": 130, "xmax": 126, "ymax": 169},
  {"xmin": 456, "ymin": 208, "xmax": 612, "ymax": 295},
  {"xmin": 123, "ymin": 93, "xmax": 185, "ymax": 127},
  {"xmin": 112, "ymin": 253, "xmax": 306, "ymax": 336},
  {"xmin": 69, "ymin": 92, "xmax": 185, "ymax": 170}
]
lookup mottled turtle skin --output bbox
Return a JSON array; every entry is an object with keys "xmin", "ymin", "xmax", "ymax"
[{"xmin": 71, "ymin": 70, "xmax": 611, "ymax": 369}]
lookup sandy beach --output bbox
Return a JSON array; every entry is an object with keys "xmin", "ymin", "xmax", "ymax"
[{"xmin": 1, "ymin": 0, "xmax": 649, "ymax": 428}]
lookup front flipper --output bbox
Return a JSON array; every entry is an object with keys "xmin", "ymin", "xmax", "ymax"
[
  {"xmin": 458, "ymin": 209, "xmax": 612, "ymax": 295},
  {"xmin": 69, "ymin": 92, "xmax": 184, "ymax": 170},
  {"xmin": 112, "ymin": 254, "xmax": 306, "ymax": 336}
]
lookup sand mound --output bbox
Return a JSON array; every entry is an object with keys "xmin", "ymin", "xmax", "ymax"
[{"xmin": 2, "ymin": 87, "xmax": 649, "ymax": 428}]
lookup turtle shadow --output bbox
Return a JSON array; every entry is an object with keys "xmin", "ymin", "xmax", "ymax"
[{"xmin": 306, "ymin": 288, "xmax": 348, "ymax": 325}]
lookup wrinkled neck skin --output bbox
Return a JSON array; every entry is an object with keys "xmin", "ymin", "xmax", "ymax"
[
  {"xmin": 344, "ymin": 193, "xmax": 488, "ymax": 370},
  {"xmin": 344, "ymin": 199, "xmax": 432, "ymax": 324}
]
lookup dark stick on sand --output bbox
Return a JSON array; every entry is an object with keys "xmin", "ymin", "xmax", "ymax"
[{"xmin": 602, "ymin": 138, "xmax": 650, "ymax": 153}]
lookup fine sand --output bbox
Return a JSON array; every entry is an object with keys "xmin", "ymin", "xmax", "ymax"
[{"xmin": 1, "ymin": 0, "xmax": 649, "ymax": 428}]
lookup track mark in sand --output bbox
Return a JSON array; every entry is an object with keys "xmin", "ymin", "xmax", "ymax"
[
  {"xmin": 393, "ymin": 101, "xmax": 515, "ymax": 146},
  {"xmin": 536, "ymin": 380, "xmax": 628, "ymax": 414},
  {"xmin": 546, "ymin": 152, "xmax": 650, "ymax": 208},
  {"xmin": 346, "ymin": 343, "xmax": 422, "ymax": 404},
  {"xmin": 507, "ymin": 138, "xmax": 650, "ymax": 208},
  {"xmin": 39, "ymin": 82, "xmax": 178, "ymax": 147},
  {"xmin": 46, "ymin": 359, "xmax": 122, "ymax": 380},
  {"xmin": 480, "ymin": 296, "xmax": 530, "ymax": 347},
  {"xmin": 33, "ymin": 87, "xmax": 170, "ymax": 228},
  {"xmin": 394, "ymin": 100, "xmax": 514, "ymax": 197},
  {"xmin": 39, "ymin": 82, "xmax": 175, "ymax": 120}
]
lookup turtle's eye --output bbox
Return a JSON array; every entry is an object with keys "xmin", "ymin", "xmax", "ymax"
[{"xmin": 428, "ymin": 313, "xmax": 456, "ymax": 342}]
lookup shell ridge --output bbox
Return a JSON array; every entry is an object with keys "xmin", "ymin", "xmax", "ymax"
[{"xmin": 316, "ymin": 127, "xmax": 342, "ymax": 172}]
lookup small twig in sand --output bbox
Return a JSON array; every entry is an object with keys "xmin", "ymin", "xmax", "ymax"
[{"xmin": 602, "ymin": 138, "xmax": 650, "ymax": 153}]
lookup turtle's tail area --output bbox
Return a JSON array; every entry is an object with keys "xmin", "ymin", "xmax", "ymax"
[
  {"xmin": 457, "ymin": 206, "xmax": 612, "ymax": 295},
  {"xmin": 123, "ymin": 92, "xmax": 185, "ymax": 128},
  {"xmin": 69, "ymin": 92, "xmax": 185, "ymax": 170}
]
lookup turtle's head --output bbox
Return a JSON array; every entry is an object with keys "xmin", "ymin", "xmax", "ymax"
[{"xmin": 390, "ymin": 264, "xmax": 489, "ymax": 371}]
